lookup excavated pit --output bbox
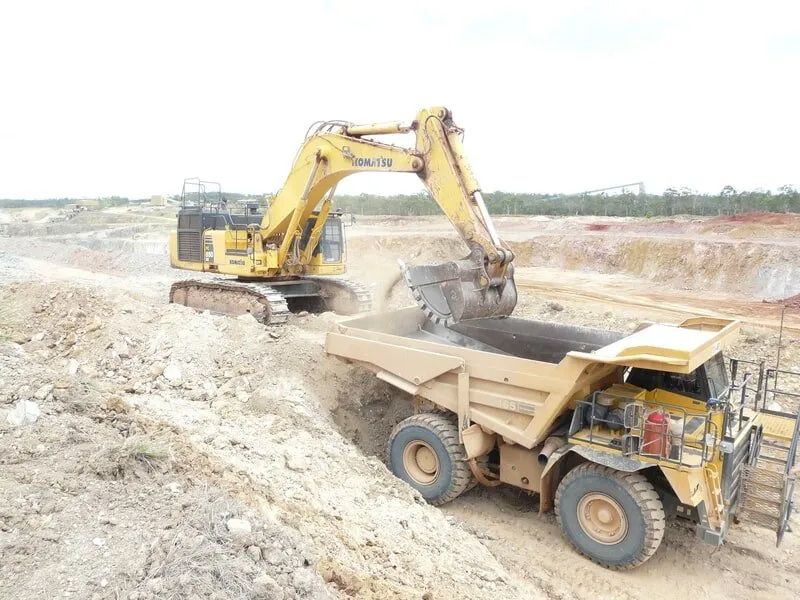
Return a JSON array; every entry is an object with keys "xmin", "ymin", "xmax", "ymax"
[
  {"xmin": 525, "ymin": 234, "xmax": 800, "ymax": 298},
  {"xmin": 10, "ymin": 209, "xmax": 799, "ymax": 303},
  {"xmin": 346, "ymin": 232, "xmax": 800, "ymax": 300},
  {"xmin": 2, "ymin": 208, "xmax": 800, "ymax": 600},
  {"xmin": 328, "ymin": 384, "xmax": 413, "ymax": 460}
]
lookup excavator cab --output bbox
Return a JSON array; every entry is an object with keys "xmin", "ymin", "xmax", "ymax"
[{"xmin": 299, "ymin": 212, "xmax": 345, "ymax": 267}]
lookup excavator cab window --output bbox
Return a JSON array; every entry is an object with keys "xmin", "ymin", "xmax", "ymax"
[
  {"xmin": 318, "ymin": 217, "xmax": 344, "ymax": 263},
  {"xmin": 299, "ymin": 215, "xmax": 345, "ymax": 263}
]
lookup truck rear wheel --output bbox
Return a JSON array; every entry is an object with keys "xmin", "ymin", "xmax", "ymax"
[
  {"xmin": 555, "ymin": 463, "xmax": 665, "ymax": 569},
  {"xmin": 387, "ymin": 413, "xmax": 473, "ymax": 506}
]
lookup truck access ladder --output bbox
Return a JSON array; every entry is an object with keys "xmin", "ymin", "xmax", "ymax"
[{"xmin": 736, "ymin": 367, "xmax": 800, "ymax": 544}]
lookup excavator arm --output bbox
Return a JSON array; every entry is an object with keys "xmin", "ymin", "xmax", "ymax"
[{"xmin": 261, "ymin": 106, "xmax": 517, "ymax": 324}]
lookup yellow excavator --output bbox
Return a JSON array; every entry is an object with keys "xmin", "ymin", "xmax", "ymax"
[{"xmin": 169, "ymin": 106, "xmax": 517, "ymax": 325}]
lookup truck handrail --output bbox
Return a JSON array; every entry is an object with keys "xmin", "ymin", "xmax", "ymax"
[{"xmin": 571, "ymin": 391, "xmax": 721, "ymax": 469}]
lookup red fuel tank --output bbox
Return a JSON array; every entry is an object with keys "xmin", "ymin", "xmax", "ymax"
[{"xmin": 642, "ymin": 410, "xmax": 670, "ymax": 458}]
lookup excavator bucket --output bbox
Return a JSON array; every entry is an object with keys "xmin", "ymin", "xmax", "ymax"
[{"xmin": 402, "ymin": 259, "xmax": 517, "ymax": 325}]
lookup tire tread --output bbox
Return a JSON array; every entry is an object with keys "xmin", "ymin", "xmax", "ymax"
[
  {"xmin": 555, "ymin": 463, "xmax": 666, "ymax": 569},
  {"xmin": 387, "ymin": 412, "xmax": 474, "ymax": 505}
]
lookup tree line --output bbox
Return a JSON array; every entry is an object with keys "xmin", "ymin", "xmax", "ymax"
[
  {"xmin": 2, "ymin": 186, "xmax": 799, "ymax": 217},
  {"xmin": 0, "ymin": 196, "xmax": 131, "ymax": 209},
  {"xmin": 332, "ymin": 186, "xmax": 800, "ymax": 217}
]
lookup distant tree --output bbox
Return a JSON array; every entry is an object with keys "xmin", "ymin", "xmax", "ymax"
[{"xmin": 664, "ymin": 187, "xmax": 679, "ymax": 197}]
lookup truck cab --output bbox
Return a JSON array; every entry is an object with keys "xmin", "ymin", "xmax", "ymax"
[{"xmin": 562, "ymin": 318, "xmax": 795, "ymax": 550}]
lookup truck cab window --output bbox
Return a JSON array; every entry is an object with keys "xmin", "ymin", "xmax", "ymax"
[
  {"xmin": 704, "ymin": 353, "xmax": 729, "ymax": 401},
  {"xmin": 626, "ymin": 367, "xmax": 704, "ymax": 398}
]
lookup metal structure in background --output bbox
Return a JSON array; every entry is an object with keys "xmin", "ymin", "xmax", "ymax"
[
  {"xmin": 537, "ymin": 182, "xmax": 647, "ymax": 204},
  {"xmin": 580, "ymin": 182, "xmax": 646, "ymax": 196}
]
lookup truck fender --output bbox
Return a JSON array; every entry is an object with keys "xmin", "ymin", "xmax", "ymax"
[{"xmin": 538, "ymin": 445, "xmax": 651, "ymax": 513}]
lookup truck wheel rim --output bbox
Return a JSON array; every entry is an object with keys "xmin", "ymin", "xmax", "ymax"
[
  {"xmin": 576, "ymin": 493, "xmax": 628, "ymax": 545},
  {"xmin": 403, "ymin": 440, "xmax": 439, "ymax": 485}
]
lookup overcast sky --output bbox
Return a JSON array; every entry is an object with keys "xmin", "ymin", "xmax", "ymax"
[{"xmin": 1, "ymin": 1, "xmax": 798, "ymax": 199}]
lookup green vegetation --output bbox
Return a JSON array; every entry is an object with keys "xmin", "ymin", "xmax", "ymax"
[
  {"xmin": 0, "ymin": 196, "xmax": 133, "ymax": 209},
  {"xmin": 3, "ymin": 185, "xmax": 798, "ymax": 217},
  {"xmin": 332, "ymin": 185, "xmax": 800, "ymax": 217}
]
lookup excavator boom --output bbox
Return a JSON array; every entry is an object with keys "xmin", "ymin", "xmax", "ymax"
[{"xmin": 261, "ymin": 106, "xmax": 517, "ymax": 323}]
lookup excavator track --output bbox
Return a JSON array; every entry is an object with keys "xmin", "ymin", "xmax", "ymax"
[
  {"xmin": 303, "ymin": 276, "xmax": 373, "ymax": 315},
  {"xmin": 169, "ymin": 278, "xmax": 291, "ymax": 325},
  {"xmin": 169, "ymin": 276, "xmax": 372, "ymax": 325}
]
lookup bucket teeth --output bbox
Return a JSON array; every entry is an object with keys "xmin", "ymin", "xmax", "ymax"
[{"xmin": 403, "ymin": 259, "xmax": 516, "ymax": 325}]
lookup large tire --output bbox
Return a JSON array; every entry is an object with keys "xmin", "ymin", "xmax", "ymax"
[
  {"xmin": 555, "ymin": 463, "xmax": 665, "ymax": 569},
  {"xmin": 387, "ymin": 413, "xmax": 473, "ymax": 506}
]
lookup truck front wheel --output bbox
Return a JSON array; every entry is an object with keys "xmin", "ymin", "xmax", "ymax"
[
  {"xmin": 555, "ymin": 463, "xmax": 665, "ymax": 569},
  {"xmin": 388, "ymin": 413, "xmax": 473, "ymax": 506}
]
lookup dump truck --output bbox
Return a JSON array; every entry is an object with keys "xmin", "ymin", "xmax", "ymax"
[{"xmin": 326, "ymin": 308, "xmax": 799, "ymax": 568}]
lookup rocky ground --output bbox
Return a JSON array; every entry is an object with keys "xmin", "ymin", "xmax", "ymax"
[
  {"xmin": 0, "ymin": 282, "xmax": 540, "ymax": 599},
  {"xmin": 0, "ymin": 205, "xmax": 798, "ymax": 599}
]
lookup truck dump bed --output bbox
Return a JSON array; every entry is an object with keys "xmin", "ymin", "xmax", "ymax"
[
  {"xmin": 325, "ymin": 307, "xmax": 740, "ymax": 449},
  {"xmin": 326, "ymin": 307, "xmax": 629, "ymax": 448},
  {"xmin": 365, "ymin": 309, "xmax": 624, "ymax": 362}
]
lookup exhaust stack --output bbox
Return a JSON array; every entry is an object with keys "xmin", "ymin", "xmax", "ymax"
[{"xmin": 538, "ymin": 436, "xmax": 567, "ymax": 466}]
